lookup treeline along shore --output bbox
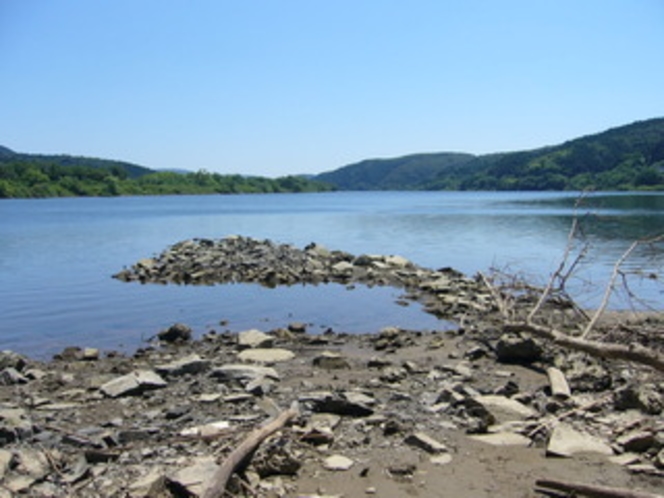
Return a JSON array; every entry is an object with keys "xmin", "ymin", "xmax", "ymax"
[{"xmin": 2, "ymin": 117, "xmax": 664, "ymax": 198}]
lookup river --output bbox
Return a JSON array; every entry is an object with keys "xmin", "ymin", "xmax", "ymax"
[{"xmin": 1, "ymin": 191, "xmax": 662, "ymax": 358}]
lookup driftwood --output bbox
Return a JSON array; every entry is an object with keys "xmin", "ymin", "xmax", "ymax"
[
  {"xmin": 480, "ymin": 271, "xmax": 664, "ymax": 373},
  {"xmin": 536, "ymin": 478, "xmax": 664, "ymax": 498},
  {"xmin": 504, "ymin": 322, "xmax": 664, "ymax": 373},
  {"xmin": 581, "ymin": 235, "xmax": 664, "ymax": 340},
  {"xmin": 201, "ymin": 406, "xmax": 299, "ymax": 498}
]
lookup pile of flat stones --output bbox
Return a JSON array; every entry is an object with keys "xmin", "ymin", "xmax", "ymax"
[{"xmin": 113, "ymin": 235, "xmax": 494, "ymax": 319}]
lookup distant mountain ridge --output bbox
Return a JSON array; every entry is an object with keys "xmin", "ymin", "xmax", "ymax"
[
  {"xmin": 3, "ymin": 116, "xmax": 664, "ymax": 195},
  {"xmin": 0, "ymin": 147, "xmax": 154, "ymax": 178},
  {"xmin": 315, "ymin": 118, "xmax": 664, "ymax": 191},
  {"xmin": 316, "ymin": 152, "xmax": 475, "ymax": 190}
]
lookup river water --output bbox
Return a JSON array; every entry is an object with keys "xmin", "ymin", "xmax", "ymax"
[{"xmin": 1, "ymin": 191, "xmax": 662, "ymax": 358}]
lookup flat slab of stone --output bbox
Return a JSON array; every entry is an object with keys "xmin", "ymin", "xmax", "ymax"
[
  {"xmin": 100, "ymin": 370, "xmax": 167, "ymax": 398},
  {"xmin": 237, "ymin": 348, "xmax": 295, "ymax": 364},
  {"xmin": 180, "ymin": 421, "xmax": 231, "ymax": 438},
  {"xmin": 430, "ymin": 453, "xmax": 453, "ymax": 465},
  {"xmin": 473, "ymin": 395, "xmax": 536, "ymax": 421},
  {"xmin": 155, "ymin": 354, "xmax": 210, "ymax": 377},
  {"xmin": 546, "ymin": 424, "xmax": 613, "ymax": 458},
  {"xmin": 546, "ymin": 367, "xmax": 571, "ymax": 399},
  {"xmin": 299, "ymin": 391, "xmax": 374, "ymax": 417},
  {"xmin": 469, "ymin": 432, "xmax": 532, "ymax": 446},
  {"xmin": 210, "ymin": 364, "xmax": 280, "ymax": 382},
  {"xmin": 404, "ymin": 432, "xmax": 448, "ymax": 454},
  {"xmin": 323, "ymin": 454, "xmax": 354, "ymax": 471},
  {"xmin": 238, "ymin": 329, "xmax": 274, "ymax": 349},
  {"xmin": 313, "ymin": 351, "xmax": 351, "ymax": 369},
  {"xmin": 170, "ymin": 456, "xmax": 218, "ymax": 496}
]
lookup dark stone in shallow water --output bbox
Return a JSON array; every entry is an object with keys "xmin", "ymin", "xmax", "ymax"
[{"xmin": 158, "ymin": 323, "xmax": 192, "ymax": 343}]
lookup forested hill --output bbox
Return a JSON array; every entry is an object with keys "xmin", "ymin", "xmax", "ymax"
[
  {"xmin": 0, "ymin": 147, "xmax": 153, "ymax": 178},
  {"xmin": 315, "ymin": 152, "xmax": 475, "ymax": 190},
  {"xmin": 0, "ymin": 148, "xmax": 333, "ymax": 198},
  {"xmin": 315, "ymin": 118, "xmax": 664, "ymax": 191}
]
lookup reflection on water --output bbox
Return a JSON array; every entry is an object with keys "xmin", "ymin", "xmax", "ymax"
[{"xmin": 1, "ymin": 191, "xmax": 662, "ymax": 358}]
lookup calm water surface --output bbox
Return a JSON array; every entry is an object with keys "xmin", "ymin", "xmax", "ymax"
[{"xmin": 1, "ymin": 191, "xmax": 662, "ymax": 358}]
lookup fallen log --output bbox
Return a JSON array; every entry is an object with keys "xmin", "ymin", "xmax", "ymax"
[
  {"xmin": 201, "ymin": 406, "xmax": 299, "ymax": 498},
  {"xmin": 504, "ymin": 322, "xmax": 664, "ymax": 373},
  {"xmin": 535, "ymin": 478, "xmax": 664, "ymax": 498}
]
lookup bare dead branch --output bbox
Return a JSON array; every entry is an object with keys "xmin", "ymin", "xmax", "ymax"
[
  {"xmin": 202, "ymin": 406, "xmax": 299, "ymax": 498},
  {"xmin": 504, "ymin": 322, "xmax": 664, "ymax": 372},
  {"xmin": 535, "ymin": 478, "xmax": 664, "ymax": 498},
  {"xmin": 529, "ymin": 217, "xmax": 582, "ymax": 322},
  {"xmin": 581, "ymin": 234, "xmax": 664, "ymax": 340}
]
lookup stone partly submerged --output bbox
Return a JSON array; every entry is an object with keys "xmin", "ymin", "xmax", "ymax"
[{"xmin": 113, "ymin": 235, "xmax": 495, "ymax": 320}]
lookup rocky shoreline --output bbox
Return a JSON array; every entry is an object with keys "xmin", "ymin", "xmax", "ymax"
[{"xmin": 0, "ymin": 236, "xmax": 662, "ymax": 497}]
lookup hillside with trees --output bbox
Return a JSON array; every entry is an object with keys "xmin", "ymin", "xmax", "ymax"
[
  {"xmin": 315, "ymin": 152, "xmax": 475, "ymax": 190},
  {"xmin": 0, "ymin": 149, "xmax": 333, "ymax": 198},
  {"xmin": 315, "ymin": 118, "xmax": 664, "ymax": 191}
]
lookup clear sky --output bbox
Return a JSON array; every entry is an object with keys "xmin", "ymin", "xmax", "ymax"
[{"xmin": 2, "ymin": 1, "xmax": 663, "ymax": 177}]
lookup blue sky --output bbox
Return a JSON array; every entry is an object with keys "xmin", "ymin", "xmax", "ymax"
[{"xmin": 2, "ymin": 1, "xmax": 663, "ymax": 177}]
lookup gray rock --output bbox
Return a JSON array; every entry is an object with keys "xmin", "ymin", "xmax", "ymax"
[
  {"xmin": 323, "ymin": 454, "xmax": 354, "ymax": 471},
  {"xmin": 343, "ymin": 391, "xmax": 376, "ymax": 407},
  {"xmin": 313, "ymin": 351, "xmax": 351, "ymax": 369},
  {"xmin": 331, "ymin": 261, "xmax": 354, "ymax": 274},
  {"xmin": 430, "ymin": 453, "xmax": 453, "ymax": 465},
  {"xmin": 237, "ymin": 348, "xmax": 295, "ymax": 364},
  {"xmin": 238, "ymin": 329, "xmax": 274, "ymax": 349},
  {"xmin": 15, "ymin": 448, "xmax": 50, "ymax": 480},
  {"xmin": 655, "ymin": 449, "xmax": 664, "ymax": 469},
  {"xmin": 155, "ymin": 354, "xmax": 210, "ymax": 377},
  {"xmin": 495, "ymin": 333, "xmax": 542, "ymax": 364},
  {"xmin": 0, "ymin": 351, "xmax": 27, "ymax": 372},
  {"xmin": 0, "ymin": 408, "xmax": 32, "ymax": 443},
  {"xmin": 245, "ymin": 376, "xmax": 275, "ymax": 396},
  {"xmin": 546, "ymin": 367, "xmax": 571, "ymax": 399},
  {"xmin": 562, "ymin": 354, "xmax": 611, "ymax": 392},
  {"xmin": 0, "ymin": 367, "xmax": 28, "ymax": 385},
  {"xmin": 252, "ymin": 434, "xmax": 302, "ymax": 477},
  {"xmin": 0, "ymin": 450, "xmax": 14, "ymax": 480},
  {"xmin": 118, "ymin": 427, "xmax": 160, "ymax": 444},
  {"xmin": 82, "ymin": 348, "xmax": 100, "ymax": 361},
  {"xmin": 170, "ymin": 456, "xmax": 219, "ymax": 496},
  {"xmin": 469, "ymin": 432, "xmax": 532, "ymax": 446},
  {"xmin": 210, "ymin": 364, "xmax": 280, "ymax": 383},
  {"xmin": 546, "ymin": 424, "xmax": 613, "ymax": 457},
  {"xmin": 157, "ymin": 323, "xmax": 192, "ymax": 343},
  {"xmin": 472, "ymin": 395, "xmax": 537, "ymax": 422},
  {"xmin": 609, "ymin": 453, "xmax": 641, "ymax": 466},
  {"xmin": 4, "ymin": 474, "xmax": 36, "ymax": 494},
  {"xmin": 299, "ymin": 391, "xmax": 374, "ymax": 417},
  {"xmin": 180, "ymin": 421, "xmax": 231, "ymax": 438},
  {"xmin": 100, "ymin": 370, "xmax": 167, "ymax": 398},
  {"xmin": 384, "ymin": 255, "xmax": 411, "ymax": 267},
  {"xmin": 614, "ymin": 383, "xmax": 662, "ymax": 415},
  {"xmin": 404, "ymin": 432, "xmax": 448, "ymax": 454},
  {"xmin": 615, "ymin": 430, "xmax": 656, "ymax": 453},
  {"xmin": 288, "ymin": 322, "xmax": 307, "ymax": 333},
  {"xmin": 309, "ymin": 413, "xmax": 342, "ymax": 432}
]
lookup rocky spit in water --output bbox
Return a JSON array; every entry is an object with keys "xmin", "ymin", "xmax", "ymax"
[
  {"xmin": 0, "ymin": 236, "xmax": 661, "ymax": 497},
  {"xmin": 112, "ymin": 235, "xmax": 494, "ymax": 321}
]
